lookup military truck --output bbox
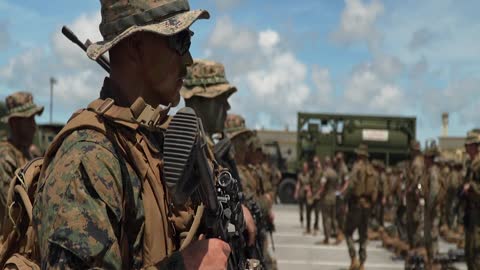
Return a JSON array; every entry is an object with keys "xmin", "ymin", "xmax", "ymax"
[{"xmin": 276, "ymin": 112, "xmax": 416, "ymax": 204}]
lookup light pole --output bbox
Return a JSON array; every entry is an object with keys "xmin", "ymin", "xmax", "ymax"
[{"xmin": 49, "ymin": 77, "xmax": 57, "ymax": 123}]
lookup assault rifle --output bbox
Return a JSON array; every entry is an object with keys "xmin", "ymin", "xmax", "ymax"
[
  {"xmin": 163, "ymin": 107, "xmax": 248, "ymax": 270},
  {"xmin": 245, "ymin": 198, "xmax": 267, "ymax": 268},
  {"xmin": 61, "ymin": 26, "xmax": 111, "ymax": 73}
]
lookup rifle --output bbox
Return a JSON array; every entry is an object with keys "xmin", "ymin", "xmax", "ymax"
[
  {"xmin": 163, "ymin": 107, "xmax": 248, "ymax": 270},
  {"xmin": 245, "ymin": 198, "xmax": 266, "ymax": 269},
  {"xmin": 214, "ymin": 136, "xmax": 241, "ymax": 188},
  {"xmin": 61, "ymin": 26, "xmax": 111, "ymax": 73}
]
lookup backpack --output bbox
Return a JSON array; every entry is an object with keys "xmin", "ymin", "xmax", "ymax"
[{"xmin": 0, "ymin": 98, "xmax": 177, "ymax": 269}]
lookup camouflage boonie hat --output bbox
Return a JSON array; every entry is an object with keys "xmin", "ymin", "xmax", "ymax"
[
  {"xmin": 224, "ymin": 114, "xmax": 252, "ymax": 139},
  {"xmin": 86, "ymin": 0, "xmax": 210, "ymax": 60},
  {"xmin": 181, "ymin": 59, "xmax": 237, "ymax": 100},
  {"xmin": 1, "ymin": 92, "xmax": 44, "ymax": 123},
  {"xmin": 465, "ymin": 129, "xmax": 480, "ymax": 145},
  {"xmin": 354, "ymin": 143, "xmax": 369, "ymax": 157}
]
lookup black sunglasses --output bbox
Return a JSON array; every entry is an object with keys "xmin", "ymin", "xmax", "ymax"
[{"xmin": 168, "ymin": 30, "xmax": 193, "ymax": 56}]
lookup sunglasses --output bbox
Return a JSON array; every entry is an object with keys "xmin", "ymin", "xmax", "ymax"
[{"xmin": 168, "ymin": 30, "xmax": 193, "ymax": 56}]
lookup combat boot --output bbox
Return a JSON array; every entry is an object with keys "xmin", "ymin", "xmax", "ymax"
[
  {"xmin": 335, "ymin": 232, "xmax": 344, "ymax": 245},
  {"xmin": 349, "ymin": 257, "xmax": 360, "ymax": 270},
  {"xmin": 358, "ymin": 263, "xmax": 365, "ymax": 270},
  {"xmin": 322, "ymin": 238, "xmax": 329, "ymax": 245}
]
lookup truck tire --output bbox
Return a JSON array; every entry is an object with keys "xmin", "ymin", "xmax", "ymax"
[{"xmin": 278, "ymin": 177, "xmax": 297, "ymax": 204}]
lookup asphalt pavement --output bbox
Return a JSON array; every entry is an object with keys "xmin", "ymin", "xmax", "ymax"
[{"xmin": 268, "ymin": 204, "xmax": 467, "ymax": 270}]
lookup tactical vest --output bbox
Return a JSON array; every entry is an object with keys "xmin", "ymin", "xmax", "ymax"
[
  {"xmin": 0, "ymin": 98, "xmax": 193, "ymax": 269},
  {"xmin": 352, "ymin": 161, "xmax": 377, "ymax": 199}
]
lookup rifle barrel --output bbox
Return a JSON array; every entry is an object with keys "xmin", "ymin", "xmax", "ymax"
[{"xmin": 61, "ymin": 26, "xmax": 111, "ymax": 73}]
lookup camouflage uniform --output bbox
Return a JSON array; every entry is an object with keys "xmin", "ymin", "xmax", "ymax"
[
  {"xmin": 319, "ymin": 168, "xmax": 338, "ymax": 244},
  {"xmin": 297, "ymin": 171, "xmax": 312, "ymax": 232},
  {"xmin": 464, "ymin": 130, "xmax": 480, "ymax": 270},
  {"xmin": 422, "ymin": 147, "xmax": 442, "ymax": 267},
  {"xmin": 311, "ymin": 162, "xmax": 323, "ymax": 233},
  {"xmin": 33, "ymin": 1, "xmax": 210, "ymax": 268},
  {"xmin": 334, "ymin": 154, "xmax": 349, "ymax": 236},
  {"xmin": 372, "ymin": 160, "xmax": 387, "ymax": 228},
  {"xmin": 226, "ymin": 115, "xmax": 277, "ymax": 270},
  {"xmin": 406, "ymin": 140, "xmax": 425, "ymax": 249},
  {"xmin": 0, "ymin": 92, "xmax": 43, "ymax": 230},
  {"xmin": 345, "ymin": 144, "xmax": 377, "ymax": 269}
]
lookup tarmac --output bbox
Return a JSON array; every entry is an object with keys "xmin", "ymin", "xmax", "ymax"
[{"xmin": 269, "ymin": 204, "xmax": 467, "ymax": 270}]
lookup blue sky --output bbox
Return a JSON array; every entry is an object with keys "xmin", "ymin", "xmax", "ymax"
[{"xmin": 1, "ymin": 0, "xmax": 480, "ymax": 145}]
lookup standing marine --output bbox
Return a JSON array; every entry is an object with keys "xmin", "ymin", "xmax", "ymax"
[
  {"xmin": 345, "ymin": 144, "xmax": 377, "ymax": 270},
  {"xmin": 334, "ymin": 152, "xmax": 349, "ymax": 243},
  {"xmin": 406, "ymin": 140, "xmax": 425, "ymax": 251},
  {"xmin": 295, "ymin": 161, "xmax": 313, "ymax": 234},
  {"xmin": 32, "ymin": 1, "xmax": 233, "ymax": 269},
  {"xmin": 0, "ymin": 92, "xmax": 43, "ymax": 229},
  {"xmin": 463, "ymin": 129, "xmax": 480, "ymax": 270},
  {"xmin": 421, "ymin": 144, "xmax": 441, "ymax": 269}
]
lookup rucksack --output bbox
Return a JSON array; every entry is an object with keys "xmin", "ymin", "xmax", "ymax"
[{"xmin": 0, "ymin": 98, "xmax": 173, "ymax": 269}]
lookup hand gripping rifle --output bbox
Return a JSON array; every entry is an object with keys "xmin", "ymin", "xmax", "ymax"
[
  {"xmin": 61, "ymin": 26, "xmax": 111, "ymax": 73},
  {"xmin": 163, "ymin": 107, "xmax": 248, "ymax": 270}
]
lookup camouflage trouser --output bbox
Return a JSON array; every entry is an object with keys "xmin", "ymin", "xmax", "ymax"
[
  {"xmin": 465, "ymin": 226, "xmax": 480, "ymax": 270},
  {"xmin": 406, "ymin": 197, "xmax": 421, "ymax": 248},
  {"xmin": 336, "ymin": 196, "xmax": 346, "ymax": 233},
  {"xmin": 313, "ymin": 199, "xmax": 320, "ymax": 230},
  {"xmin": 345, "ymin": 203, "xmax": 371, "ymax": 263},
  {"xmin": 322, "ymin": 203, "xmax": 336, "ymax": 240},
  {"xmin": 424, "ymin": 206, "xmax": 439, "ymax": 264},
  {"xmin": 298, "ymin": 197, "xmax": 306, "ymax": 224},
  {"xmin": 374, "ymin": 196, "xmax": 384, "ymax": 228}
]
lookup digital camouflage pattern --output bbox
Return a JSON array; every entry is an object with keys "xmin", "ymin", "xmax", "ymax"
[
  {"xmin": 422, "ymin": 161, "xmax": 441, "ymax": 267},
  {"xmin": 320, "ymin": 168, "xmax": 338, "ymax": 243},
  {"xmin": 406, "ymin": 143, "xmax": 425, "ymax": 249},
  {"xmin": 1, "ymin": 92, "xmax": 43, "ymax": 123},
  {"xmin": 345, "ymin": 156, "xmax": 377, "ymax": 265},
  {"xmin": 0, "ymin": 140, "xmax": 33, "ymax": 229},
  {"xmin": 181, "ymin": 59, "xmax": 237, "ymax": 100},
  {"xmin": 87, "ymin": 0, "xmax": 210, "ymax": 60},
  {"xmin": 464, "ymin": 131, "xmax": 480, "ymax": 270},
  {"xmin": 33, "ymin": 129, "xmax": 145, "ymax": 269}
]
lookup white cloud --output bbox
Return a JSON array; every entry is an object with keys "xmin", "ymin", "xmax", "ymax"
[
  {"xmin": 331, "ymin": 0, "xmax": 384, "ymax": 50},
  {"xmin": 209, "ymin": 16, "xmax": 256, "ymax": 53},
  {"xmin": 205, "ymin": 17, "xmax": 312, "ymax": 129},
  {"xmin": 343, "ymin": 57, "xmax": 406, "ymax": 114},
  {"xmin": 258, "ymin": 30, "xmax": 280, "ymax": 52},
  {"xmin": 0, "ymin": 11, "xmax": 105, "ymax": 123},
  {"xmin": 311, "ymin": 66, "xmax": 333, "ymax": 104},
  {"xmin": 52, "ymin": 11, "xmax": 102, "ymax": 69}
]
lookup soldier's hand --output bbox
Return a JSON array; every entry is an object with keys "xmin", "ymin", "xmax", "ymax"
[
  {"xmin": 242, "ymin": 204, "xmax": 257, "ymax": 246},
  {"xmin": 464, "ymin": 183, "xmax": 471, "ymax": 193},
  {"xmin": 181, "ymin": 236, "xmax": 231, "ymax": 270}
]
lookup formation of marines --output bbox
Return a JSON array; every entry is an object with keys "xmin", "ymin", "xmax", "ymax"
[
  {"xmin": 294, "ymin": 140, "xmax": 480, "ymax": 270},
  {"xmin": 0, "ymin": 0, "xmax": 479, "ymax": 270}
]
